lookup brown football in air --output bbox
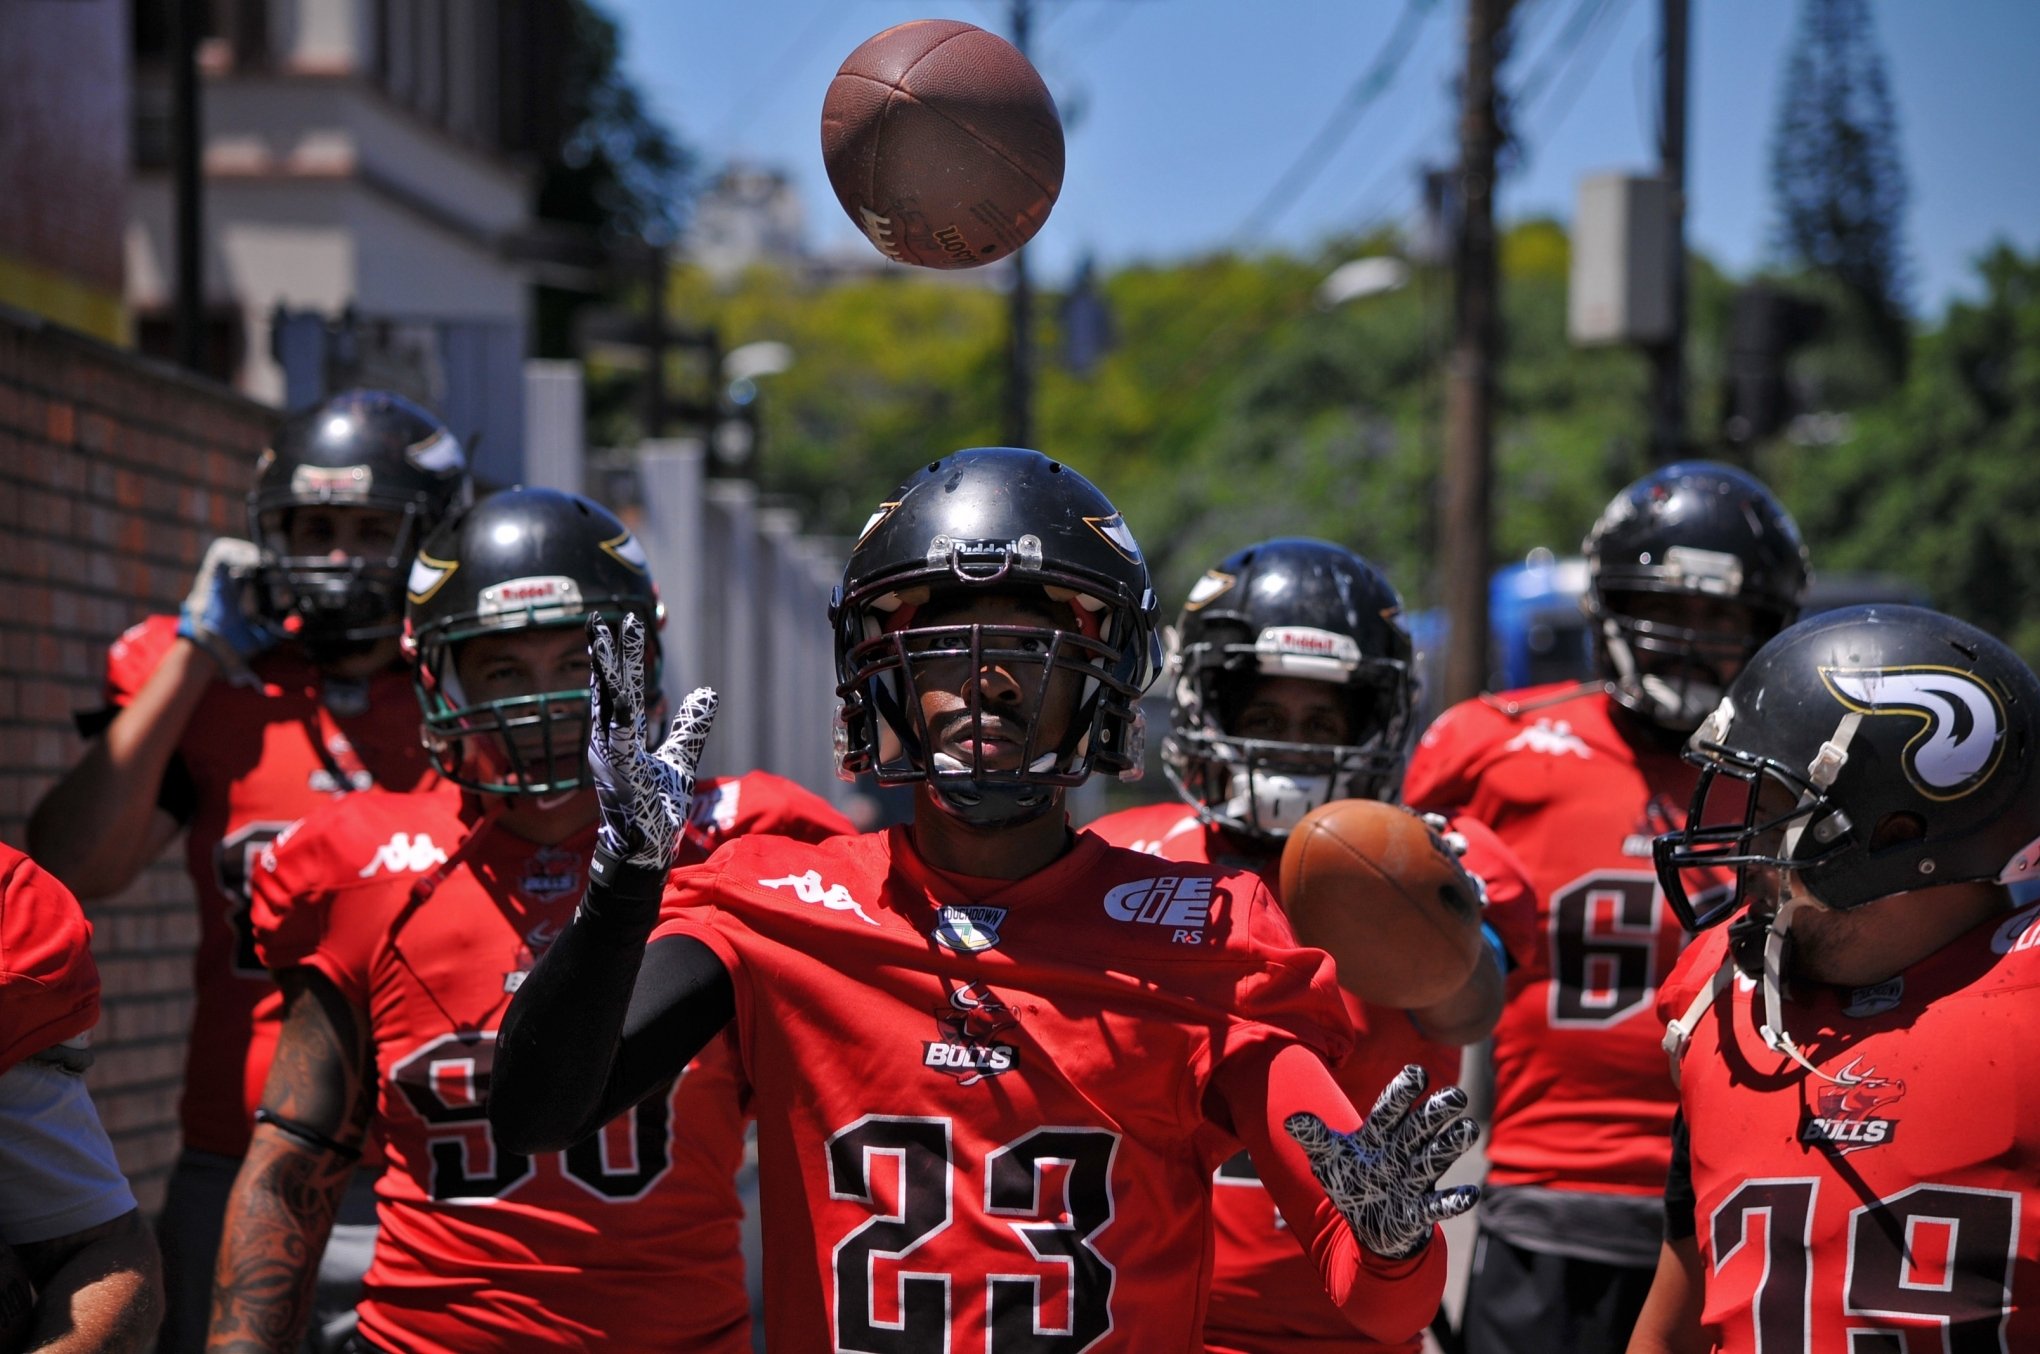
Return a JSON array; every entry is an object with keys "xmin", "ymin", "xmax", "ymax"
[
  {"xmin": 821, "ymin": 19, "xmax": 1064, "ymax": 269},
  {"xmin": 1279, "ymin": 799, "xmax": 1486, "ymax": 1010}
]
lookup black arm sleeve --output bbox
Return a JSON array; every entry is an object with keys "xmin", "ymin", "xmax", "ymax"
[
  {"xmin": 491, "ymin": 859, "xmax": 735, "ymax": 1154},
  {"xmin": 1662, "ymin": 1109, "xmax": 1696, "ymax": 1241}
]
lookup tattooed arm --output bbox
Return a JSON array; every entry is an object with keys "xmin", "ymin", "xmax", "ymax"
[{"xmin": 206, "ymin": 970, "xmax": 373, "ymax": 1354}]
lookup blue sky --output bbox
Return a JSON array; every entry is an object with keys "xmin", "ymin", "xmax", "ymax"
[{"xmin": 609, "ymin": 0, "xmax": 2039, "ymax": 317}]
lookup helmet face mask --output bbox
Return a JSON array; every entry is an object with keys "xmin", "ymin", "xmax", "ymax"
[
  {"xmin": 1655, "ymin": 604, "xmax": 2040, "ymax": 933},
  {"xmin": 251, "ymin": 390, "xmax": 471, "ymax": 661},
  {"xmin": 1584, "ymin": 463, "xmax": 1810, "ymax": 733},
  {"xmin": 405, "ymin": 489, "xmax": 661, "ymax": 799},
  {"xmin": 832, "ymin": 449, "xmax": 1161, "ymax": 828},
  {"xmin": 1160, "ymin": 539, "xmax": 1415, "ymax": 844}
]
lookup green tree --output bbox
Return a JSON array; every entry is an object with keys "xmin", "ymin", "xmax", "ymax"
[
  {"xmin": 1761, "ymin": 243, "xmax": 2040, "ymax": 660},
  {"xmin": 1768, "ymin": 0, "xmax": 1910, "ymax": 381}
]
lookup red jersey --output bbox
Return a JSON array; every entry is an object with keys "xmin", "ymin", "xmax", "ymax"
[
  {"xmin": 1089, "ymin": 800, "xmax": 1527, "ymax": 1354},
  {"xmin": 100, "ymin": 615, "xmax": 435, "ymax": 1157},
  {"xmin": 651, "ymin": 825, "xmax": 1445, "ymax": 1352},
  {"xmin": 1403, "ymin": 683, "xmax": 1710, "ymax": 1195},
  {"xmin": 1660, "ymin": 904, "xmax": 2040, "ymax": 1353},
  {"xmin": 0, "ymin": 844, "xmax": 100, "ymax": 1074},
  {"xmin": 251, "ymin": 770, "xmax": 851, "ymax": 1353}
]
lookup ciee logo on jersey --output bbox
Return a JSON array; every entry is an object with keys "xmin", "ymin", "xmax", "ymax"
[
  {"xmin": 923, "ymin": 982, "xmax": 1019, "ymax": 1086},
  {"xmin": 1800, "ymin": 1057, "xmax": 1907, "ymax": 1155},
  {"xmin": 1102, "ymin": 875, "xmax": 1214, "ymax": 944}
]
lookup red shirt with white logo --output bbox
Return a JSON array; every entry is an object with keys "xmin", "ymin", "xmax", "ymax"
[
  {"xmin": 251, "ymin": 771, "xmax": 851, "ymax": 1353},
  {"xmin": 1660, "ymin": 905, "xmax": 2040, "ymax": 1353},
  {"xmin": 650, "ymin": 825, "xmax": 1450, "ymax": 1352},
  {"xmin": 1088, "ymin": 800, "xmax": 1529, "ymax": 1354},
  {"xmin": 99, "ymin": 615, "xmax": 435, "ymax": 1158},
  {"xmin": 1403, "ymin": 683, "xmax": 1707, "ymax": 1194},
  {"xmin": 0, "ymin": 843, "xmax": 100, "ymax": 1075}
]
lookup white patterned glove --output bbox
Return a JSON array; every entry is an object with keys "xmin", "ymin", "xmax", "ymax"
[
  {"xmin": 586, "ymin": 614, "xmax": 717, "ymax": 872},
  {"xmin": 1418, "ymin": 810, "xmax": 1489, "ymax": 908},
  {"xmin": 177, "ymin": 536, "xmax": 278, "ymax": 685},
  {"xmin": 1285, "ymin": 1064, "xmax": 1481, "ymax": 1259}
]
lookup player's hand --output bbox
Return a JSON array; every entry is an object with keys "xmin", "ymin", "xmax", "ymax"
[
  {"xmin": 1419, "ymin": 810, "xmax": 1489, "ymax": 907},
  {"xmin": 1285, "ymin": 1064, "xmax": 1480, "ymax": 1260},
  {"xmin": 587, "ymin": 613, "xmax": 717, "ymax": 872},
  {"xmin": 177, "ymin": 536, "xmax": 278, "ymax": 684}
]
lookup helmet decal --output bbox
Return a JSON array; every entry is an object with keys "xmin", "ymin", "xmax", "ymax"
[
  {"xmin": 854, "ymin": 502, "xmax": 901, "ymax": 550},
  {"xmin": 406, "ymin": 427, "xmax": 464, "ymax": 473},
  {"xmin": 1183, "ymin": 570, "xmax": 1236, "ymax": 611},
  {"xmin": 1084, "ymin": 513, "xmax": 1141, "ymax": 562},
  {"xmin": 1820, "ymin": 664, "xmax": 2007, "ymax": 801},
  {"xmin": 599, "ymin": 529, "xmax": 650, "ymax": 574},
  {"xmin": 407, "ymin": 552, "xmax": 459, "ymax": 604}
]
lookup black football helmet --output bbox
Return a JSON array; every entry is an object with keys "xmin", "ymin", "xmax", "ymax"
[
  {"xmin": 404, "ymin": 487, "xmax": 661, "ymax": 797},
  {"xmin": 1656, "ymin": 604, "xmax": 2040, "ymax": 930},
  {"xmin": 1162, "ymin": 539, "xmax": 1415, "ymax": 841},
  {"xmin": 1583, "ymin": 462, "xmax": 1810, "ymax": 733},
  {"xmin": 831, "ymin": 447, "xmax": 1162, "ymax": 827},
  {"xmin": 249, "ymin": 389, "xmax": 471, "ymax": 661}
]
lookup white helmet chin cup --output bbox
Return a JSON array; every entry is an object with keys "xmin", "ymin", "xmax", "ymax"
[
  {"xmin": 1637, "ymin": 673, "xmax": 1723, "ymax": 730},
  {"xmin": 1221, "ymin": 769, "xmax": 1334, "ymax": 836}
]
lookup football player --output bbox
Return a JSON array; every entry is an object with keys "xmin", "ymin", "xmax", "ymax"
[
  {"xmin": 1400, "ymin": 463, "xmax": 1810, "ymax": 1354},
  {"xmin": 1087, "ymin": 538, "xmax": 1528, "ymax": 1354},
  {"xmin": 0, "ymin": 842, "xmax": 163, "ymax": 1352},
  {"xmin": 1633, "ymin": 604, "xmax": 2040, "ymax": 1352},
  {"xmin": 27, "ymin": 390, "xmax": 470, "ymax": 1354},
  {"xmin": 492, "ymin": 448, "xmax": 1483, "ymax": 1351},
  {"xmin": 205, "ymin": 487, "xmax": 853, "ymax": 1353}
]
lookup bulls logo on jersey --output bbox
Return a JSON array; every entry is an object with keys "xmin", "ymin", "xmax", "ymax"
[
  {"xmin": 516, "ymin": 847, "xmax": 582, "ymax": 904},
  {"xmin": 1819, "ymin": 664, "xmax": 2007, "ymax": 801},
  {"xmin": 1799, "ymin": 1057, "xmax": 1907, "ymax": 1155},
  {"xmin": 922, "ymin": 981, "xmax": 1020, "ymax": 1086}
]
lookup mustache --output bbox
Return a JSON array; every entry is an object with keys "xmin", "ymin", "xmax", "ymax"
[{"xmin": 932, "ymin": 711, "xmax": 1031, "ymax": 744}]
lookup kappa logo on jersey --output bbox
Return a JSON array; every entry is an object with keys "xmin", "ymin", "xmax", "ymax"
[
  {"xmin": 687, "ymin": 782, "xmax": 740, "ymax": 835},
  {"xmin": 1801, "ymin": 1057, "xmax": 1907, "ymax": 1154},
  {"xmin": 1819, "ymin": 664, "xmax": 2008, "ymax": 801},
  {"xmin": 358, "ymin": 832, "xmax": 448, "ymax": 878},
  {"xmin": 1502, "ymin": 717, "xmax": 1591, "ymax": 759},
  {"xmin": 759, "ymin": 870, "xmax": 879, "ymax": 926},
  {"xmin": 1102, "ymin": 875, "xmax": 1214, "ymax": 944},
  {"xmin": 517, "ymin": 846, "xmax": 582, "ymax": 903},
  {"xmin": 923, "ymin": 981, "xmax": 1019, "ymax": 1086},
  {"xmin": 930, "ymin": 904, "xmax": 1006, "ymax": 952}
]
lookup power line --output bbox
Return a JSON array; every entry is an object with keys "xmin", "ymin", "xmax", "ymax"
[
  {"xmin": 1231, "ymin": 0, "xmax": 1441, "ymax": 245},
  {"xmin": 708, "ymin": 0, "xmax": 846, "ymax": 153}
]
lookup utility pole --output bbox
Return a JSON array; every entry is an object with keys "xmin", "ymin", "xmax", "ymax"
[
  {"xmin": 1004, "ymin": 0, "xmax": 1036, "ymax": 449},
  {"xmin": 1648, "ymin": 0, "xmax": 1689, "ymax": 462},
  {"xmin": 1440, "ymin": 0, "xmax": 1511, "ymax": 707},
  {"xmin": 171, "ymin": 0, "xmax": 205, "ymax": 373},
  {"xmin": 641, "ymin": 240, "xmax": 668, "ymax": 440}
]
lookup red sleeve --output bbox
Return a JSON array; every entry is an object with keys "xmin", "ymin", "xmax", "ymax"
[
  {"xmin": 1401, "ymin": 700, "xmax": 1490, "ymax": 816},
  {"xmin": 101, "ymin": 615, "xmax": 181, "ymax": 710},
  {"xmin": 0, "ymin": 846, "xmax": 101, "ymax": 1073},
  {"xmin": 1452, "ymin": 814, "xmax": 1539, "ymax": 970},
  {"xmin": 1219, "ymin": 876, "xmax": 1356, "ymax": 1069},
  {"xmin": 729, "ymin": 774, "xmax": 856, "ymax": 845},
  {"xmin": 249, "ymin": 810, "xmax": 389, "ymax": 1008},
  {"xmin": 1211, "ymin": 1039, "xmax": 1449, "ymax": 1342}
]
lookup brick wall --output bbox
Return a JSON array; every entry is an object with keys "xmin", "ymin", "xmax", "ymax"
[{"xmin": 0, "ymin": 305, "xmax": 275, "ymax": 1212}]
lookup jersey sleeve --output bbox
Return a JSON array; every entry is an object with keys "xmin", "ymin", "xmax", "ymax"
[
  {"xmin": 1211, "ymin": 1038, "xmax": 1450, "ymax": 1343},
  {"xmin": 1453, "ymin": 814, "xmax": 1539, "ymax": 971},
  {"xmin": 1213, "ymin": 878, "xmax": 1355, "ymax": 1071},
  {"xmin": 727, "ymin": 773, "xmax": 856, "ymax": 845},
  {"xmin": 0, "ymin": 847, "xmax": 101, "ymax": 1075},
  {"xmin": 1401, "ymin": 700, "xmax": 1493, "ymax": 815},
  {"xmin": 249, "ymin": 809, "xmax": 395, "ymax": 1008},
  {"xmin": 99, "ymin": 615, "xmax": 181, "ymax": 712}
]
